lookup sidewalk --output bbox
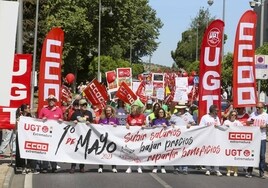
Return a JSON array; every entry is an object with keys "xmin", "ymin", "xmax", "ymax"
[{"xmin": 0, "ymin": 154, "xmax": 14, "ymax": 188}]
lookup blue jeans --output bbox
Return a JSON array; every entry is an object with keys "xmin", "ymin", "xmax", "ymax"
[{"xmin": 259, "ymin": 139, "xmax": 266, "ymax": 176}]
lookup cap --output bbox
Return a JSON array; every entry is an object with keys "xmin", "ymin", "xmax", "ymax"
[
  {"xmin": 175, "ymin": 101, "xmax": 187, "ymax": 109},
  {"xmin": 147, "ymin": 99, "xmax": 153, "ymax": 105},
  {"xmin": 79, "ymin": 99, "xmax": 87, "ymax": 105},
  {"xmin": 46, "ymin": 94, "xmax": 57, "ymax": 101}
]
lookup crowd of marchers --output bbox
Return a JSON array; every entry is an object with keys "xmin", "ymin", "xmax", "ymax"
[{"xmin": 0, "ymin": 91, "xmax": 267, "ymax": 179}]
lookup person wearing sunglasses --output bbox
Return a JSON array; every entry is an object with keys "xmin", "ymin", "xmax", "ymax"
[
  {"xmin": 69, "ymin": 99, "xmax": 93, "ymax": 174},
  {"xmin": 245, "ymin": 102, "xmax": 268, "ymax": 179},
  {"xmin": 223, "ymin": 110, "xmax": 243, "ymax": 177}
]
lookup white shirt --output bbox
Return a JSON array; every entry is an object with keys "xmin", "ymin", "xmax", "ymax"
[
  {"xmin": 222, "ymin": 119, "xmax": 243, "ymax": 127},
  {"xmin": 199, "ymin": 114, "xmax": 221, "ymax": 126},
  {"xmin": 170, "ymin": 112, "xmax": 195, "ymax": 126},
  {"xmin": 248, "ymin": 111, "xmax": 268, "ymax": 140}
]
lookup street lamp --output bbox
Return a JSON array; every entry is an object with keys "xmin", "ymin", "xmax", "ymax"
[
  {"xmin": 196, "ymin": 24, "xmax": 199, "ymax": 61},
  {"xmin": 207, "ymin": 0, "xmax": 225, "ymax": 60},
  {"xmin": 249, "ymin": 0, "xmax": 264, "ymax": 100},
  {"xmin": 30, "ymin": 0, "xmax": 39, "ymax": 110},
  {"xmin": 249, "ymin": 0, "xmax": 264, "ymax": 46},
  {"xmin": 97, "ymin": 0, "xmax": 113, "ymax": 83}
]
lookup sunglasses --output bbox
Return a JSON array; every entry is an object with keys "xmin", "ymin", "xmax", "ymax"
[{"xmin": 80, "ymin": 103, "xmax": 87, "ymax": 106}]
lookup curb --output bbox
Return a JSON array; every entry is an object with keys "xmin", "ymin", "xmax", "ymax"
[{"xmin": 3, "ymin": 166, "xmax": 14, "ymax": 188}]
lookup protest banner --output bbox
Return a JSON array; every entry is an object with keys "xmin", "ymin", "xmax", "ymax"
[{"xmin": 18, "ymin": 116, "xmax": 260, "ymax": 167}]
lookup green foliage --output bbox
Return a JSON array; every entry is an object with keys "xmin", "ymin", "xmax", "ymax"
[
  {"xmin": 221, "ymin": 53, "xmax": 233, "ymax": 88},
  {"xmin": 171, "ymin": 7, "xmax": 216, "ymax": 70},
  {"xmin": 22, "ymin": 0, "xmax": 162, "ymax": 84}
]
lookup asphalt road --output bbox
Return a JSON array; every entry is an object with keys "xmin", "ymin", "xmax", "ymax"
[{"xmin": 10, "ymin": 164, "xmax": 268, "ymax": 188}]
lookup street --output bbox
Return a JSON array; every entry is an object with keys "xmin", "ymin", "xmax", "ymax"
[{"xmin": 10, "ymin": 164, "xmax": 267, "ymax": 188}]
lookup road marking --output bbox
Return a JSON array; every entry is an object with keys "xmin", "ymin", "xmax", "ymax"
[
  {"xmin": 149, "ymin": 173, "xmax": 173, "ymax": 188},
  {"xmin": 143, "ymin": 167, "xmax": 172, "ymax": 188},
  {"xmin": 24, "ymin": 174, "xmax": 32, "ymax": 188}
]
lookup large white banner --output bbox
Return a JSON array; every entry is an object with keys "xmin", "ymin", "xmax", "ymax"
[
  {"xmin": 18, "ymin": 116, "xmax": 261, "ymax": 167},
  {"xmin": 0, "ymin": 1, "xmax": 19, "ymax": 106}
]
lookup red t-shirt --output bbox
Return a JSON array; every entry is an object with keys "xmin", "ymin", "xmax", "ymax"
[
  {"xmin": 237, "ymin": 113, "xmax": 249, "ymax": 126},
  {"xmin": 126, "ymin": 114, "xmax": 146, "ymax": 126}
]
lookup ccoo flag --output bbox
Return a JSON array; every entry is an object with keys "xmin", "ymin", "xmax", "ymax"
[{"xmin": 233, "ymin": 10, "xmax": 257, "ymax": 108}]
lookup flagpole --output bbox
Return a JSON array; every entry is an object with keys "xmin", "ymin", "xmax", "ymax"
[{"xmin": 30, "ymin": 0, "xmax": 40, "ymax": 111}]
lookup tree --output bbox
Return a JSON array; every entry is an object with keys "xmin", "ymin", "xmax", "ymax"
[
  {"xmin": 171, "ymin": 7, "xmax": 215, "ymax": 70},
  {"xmin": 22, "ymin": 0, "xmax": 162, "ymax": 84}
]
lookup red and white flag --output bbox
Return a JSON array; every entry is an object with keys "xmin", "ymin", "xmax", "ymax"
[
  {"xmin": 38, "ymin": 28, "xmax": 64, "ymax": 112},
  {"xmin": 233, "ymin": 10, "xmax": 257, "ymax": 108},
  {"xmin": 83, "ymin": 79, "xmax": 109, "ymax": 108},
  {"xmin": 0, "ymin": 54, "xmax": 32, "ymax": 129},
  {"xmin": 198, "ymin": 20, "xmax": 224, "ymax": 121},
  {"xmin": 116, "ymin": 82, "xmax": 137, "ymax": 105},
  {"xmin": 135, "ymin": 81, "xmax": 147, "ymax": 104}
]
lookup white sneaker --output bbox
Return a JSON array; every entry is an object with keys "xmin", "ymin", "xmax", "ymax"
[
  {"xmin": 137, "ymin": 167, "xmax": 142, "ymax": 173},
  {"xmin": 126, "ymin": 167, "xmax": 132, "ymax": 174},
  {"xmin": 98, "ymin": 168, "xmax": 103, "ymax": 173},
  {"xmin": 152, "ymin": 168, "xmax": 158, "ymax": 173},
  {"xmin": 161, "ymin": 168, "xmax": 166, "ymax": 174},
  {"xmin": 22, "ymin": 169, "xmax": 27, "ymax": 175},
  {"xmin": 226, "ymin": 172, "xmax": 230, "ymax": 176},
  {"xmin": 205, "ymin": 170, "xmax": 210, "ymax": 176},
  {"xmin": 216, "ymin": 171, "xmax": 222, "ymax": 177},
  {"xmin": 234, "ymin": 172, "xmax": 238, "ymax": 177},
  {"xmin": 112, "ymin": 168, "xmax": 117, "ymax": 173}
]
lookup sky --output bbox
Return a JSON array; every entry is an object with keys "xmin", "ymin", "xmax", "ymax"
[{"xmin": 145, "ymin": 0, "xmax": 251, "ymax": 67}]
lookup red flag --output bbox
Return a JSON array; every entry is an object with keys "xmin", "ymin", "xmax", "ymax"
[
  {"xmin": 233, "ymin": 10, "xmax": 257, "ymax": 108},
  {"xmin": 83, "ymin": 79, "xmax": 109, "ymax": 108},
  {"xmin": 0, "ymin": 54, "xmax": 32, "ymax": 129},
  {"xmin": 198, "ymin": 20, "xmax": 224, "ymax": 122},
  {"xmin": 136, "ymin": 81, "xmax": 147, "ymax": 104},
  {"xmin": 116, "ymin": 82, "xmax": 137, "ymax": 105},
  {"xmin": 38, "ymin": 28, "xmax": 64, "ymax": 112}
]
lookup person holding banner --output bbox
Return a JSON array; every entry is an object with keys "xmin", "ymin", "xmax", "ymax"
[
  {"xmin": 69, "ymin": 99, "xmax": 93, "ymax": 173},
  {"xmin": 199, "ymin": 104, "xmax": 223, "ymax": 177},
  {"xmin": 38, "ymin": 95, "xmax": 63, "ymax": 173},
  {"xmin": 170, "ymin": 102, "xmax": 195, "ymax": 175},
  {"xmin": 15, "ymin": 104, "xmax": 39, "ymax": 174},
  {"xmin": 151, "ymin": 108, "xmax": 170, "ymax": 174},
  {"xmin": 125, "ymin": 105, "xmax": 146, "ymax": 173},
  {"xmin": 98, "ymin": 105, "xmax": 119, "ymax": 173},
  {"xmin": 222, "ymin": 110, "xmax": 243, "ymax": 177},
  {"xmin": 246, "ymin": 102, "xmax": 268, "ymax": 179}
]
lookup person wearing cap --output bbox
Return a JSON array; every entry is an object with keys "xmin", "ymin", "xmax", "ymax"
[
  {"xmin": 170, "ymin": 101, "xmax": 195, "ymax": 175},
  {"xmin": 199, "ymin": 104, "xmax": 223, "ymax": 177},
  {"xmin": 144, "ymin": 99, "xmax": 153, "ymax": 116},
  {"xmin": 38, "ymin": 94, "xmax": 63, "ymax": 173},
  {"xmin": 69, "ymin": 99, "xmax": 93, "ymax": 174}
]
